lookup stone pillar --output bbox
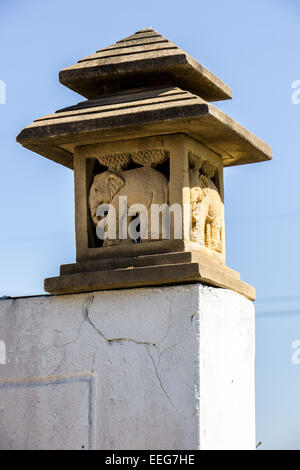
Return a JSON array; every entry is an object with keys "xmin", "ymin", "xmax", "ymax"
[{"xmin": 0, "ymin": 284, "xmax": 255, "ymax": 450}]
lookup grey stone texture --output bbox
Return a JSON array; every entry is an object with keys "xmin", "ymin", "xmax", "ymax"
[{"xmin": 59, "ymin": 28, "xmax": 233, "ymax": 102}]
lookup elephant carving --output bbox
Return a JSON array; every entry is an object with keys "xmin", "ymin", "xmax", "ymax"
[
  {"xmin": 190, "ymin": 168, "xmax": 223, "ymax": 253},
  {"xmin": 89, "ymin": 166, "xmax": 169, "ymax": 245}
]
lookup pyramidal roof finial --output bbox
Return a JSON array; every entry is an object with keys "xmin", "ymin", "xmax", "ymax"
[{"xmin": 59, "ymin": 28, "xmax": 232, "ymax": 102}]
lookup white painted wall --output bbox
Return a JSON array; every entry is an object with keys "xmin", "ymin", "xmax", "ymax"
[{"xmin": 0, "ymin": 284, "xmax": 255, "ymax": 450}]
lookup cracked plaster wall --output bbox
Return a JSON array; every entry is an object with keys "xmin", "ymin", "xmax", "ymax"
[{"xmin": 0, "ymin": 284, "xmax": 255, "ymax": 450}]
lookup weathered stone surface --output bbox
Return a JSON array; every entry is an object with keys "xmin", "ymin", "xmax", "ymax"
[
  {"xmin": 73, "ymin": 135, "xmax": 226, "ymax": 262},
  {"xmin": 17, "ymin": 86, "xmax": 272, "ymax": 169},
  {"xmin": 59, "ymin": 251, "xmax": 239, "ymax": 275},
  {"xmin": 38, "ymin": 133, "xmax": 254, "ymax": 299},
  {"xmin": 45, "ymin": 251, "xmax": 255, "ymax": 300},
  {"xmin": 59, "ymin": 28, "xmax": 232, "ymax": 102},
  {"xmin": 0, "ymin": 284, "xmax": 255, "ymax": 450}
]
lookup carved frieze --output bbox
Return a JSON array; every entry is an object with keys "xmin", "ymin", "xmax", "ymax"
[
  {"xmin": 131, "ymin": 149, "xmax": 169, "ymax": 167},
  {"xmin": 96, "ymin": 148, "xmax": 169, "ymax": 171},
  {"xmin": 96, "ymin": 153, "xmax": 131, "ymax": 170}
]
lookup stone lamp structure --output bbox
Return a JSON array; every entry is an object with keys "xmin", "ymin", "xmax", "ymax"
[
  {"xmin": 17, "ymin": 28, "xmax": 272, "ymax": 299},
  {"xmin": 6, "ymin": 29, "xmax": 273, "ymax": 450}
]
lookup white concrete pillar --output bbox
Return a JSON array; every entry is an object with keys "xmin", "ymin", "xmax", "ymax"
[{"xmin": 0, "ymin": 284, "xmax": 255, "ymax": 450}]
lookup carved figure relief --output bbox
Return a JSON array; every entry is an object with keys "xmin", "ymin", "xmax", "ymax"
[
  {"xmin": 89, "ymin": 149, "xmax": 169, "ymax": 246},
  {"xmin": 189, "ymin": 152, "xmax": 223, "ymax": 253}
]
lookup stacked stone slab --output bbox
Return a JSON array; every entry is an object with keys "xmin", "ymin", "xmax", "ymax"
[{"xmin": 17, "ymin": 28, "xmax": 272, "ymax": 299}]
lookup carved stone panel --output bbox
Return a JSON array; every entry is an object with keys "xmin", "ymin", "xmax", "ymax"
[
  {"xmin": 73, "ymin": 135, "xmax": 225, "ymax": 263},
  {"xmin": 87, "ymin": 147, "xmax": 170, "ymax": 247},
  {"xmin": 189, "ymin": 151, "xmax": 223, "ymax": 254}
]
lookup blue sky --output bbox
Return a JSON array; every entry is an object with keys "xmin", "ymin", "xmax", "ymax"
[{"xmin": 0, "ymin": 0, "xmax": 300, "ymax": 449}]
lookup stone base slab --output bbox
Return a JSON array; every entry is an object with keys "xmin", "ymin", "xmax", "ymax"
[{"xmin": 45, "ymin": 251, "xmax": 255, "ymax": 300}]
